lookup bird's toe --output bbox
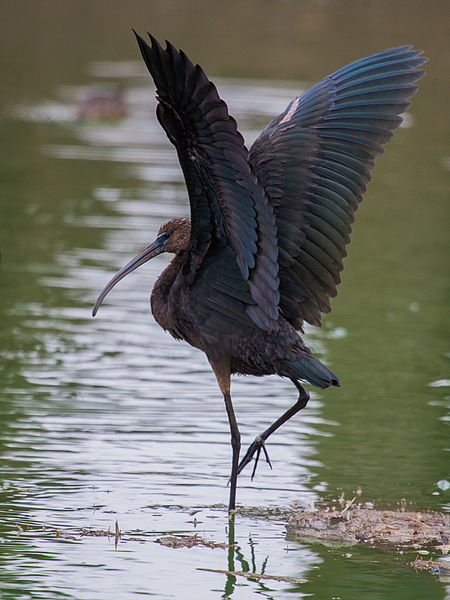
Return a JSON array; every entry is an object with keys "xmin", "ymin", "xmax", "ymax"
[{"xmin": 237, "ymin": 436, "xmax": 272, "ymax": 479}]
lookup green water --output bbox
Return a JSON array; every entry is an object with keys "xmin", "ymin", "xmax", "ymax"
[{"xmin": 0, "ymin": 1, "xmax": 448, "ymax": 598}]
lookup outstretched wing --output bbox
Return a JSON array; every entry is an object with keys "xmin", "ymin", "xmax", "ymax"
[
  {"xmin": 249, "ymin": 46, "xmax": 427, "ymax": 329},
  {"xmin": 135, "ymin": 32, "xmax": 279, "ymax": 331}
]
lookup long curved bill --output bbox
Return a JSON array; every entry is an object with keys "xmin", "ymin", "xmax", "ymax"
[{"xmin": 92, "ymin": 234, "xmax": 167, "ymax": 317}]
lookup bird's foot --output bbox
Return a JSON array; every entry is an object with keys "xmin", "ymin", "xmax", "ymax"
[{"xmin": 237, "ymin": 435, "xmax": 272, "ymax": 480}]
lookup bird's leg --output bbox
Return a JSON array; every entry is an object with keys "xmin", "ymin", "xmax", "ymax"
[
  {"xmin": 210, "ymin": 360, "xmax": 241, "ymax": 511},
  {"xmin": 237, "ymin": 379, "xmax": 310, "ymax": 478},
  {"xmin": 224, "ymin": 388, "xmax": 241, "ymax": 511}
]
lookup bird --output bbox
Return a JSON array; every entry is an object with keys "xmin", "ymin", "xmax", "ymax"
[
  {"xmin": 76, "ymin": 85, "xmax": 127, "ymax": 121},
  {"xmin": 92, "ymin": 32, "xmax": 426, "ymax": 511}
]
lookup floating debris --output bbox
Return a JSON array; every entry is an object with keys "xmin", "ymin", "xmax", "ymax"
[
  {"xmin": 155, "ymin": 534, "xmax": 231, "ymax": 549},
  {"xmin": 412, "ymin": 555, "xmax": 450, "ymax": 580},
  {"xmin": 286, "ymin": 506, "xmax": 449, "ymax": 548},
  {"xmin": 198, "ymin": 567, "xmax": 307, "ymax": 584}
]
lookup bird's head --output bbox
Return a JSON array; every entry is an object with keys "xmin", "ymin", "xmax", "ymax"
[
  {"xmin": 92, "ymin": 217, "xmax": 191, "ymax": 316},
  {"xmin": 157, "ymin": 217, "xmax": 191, "ymax": 253}
]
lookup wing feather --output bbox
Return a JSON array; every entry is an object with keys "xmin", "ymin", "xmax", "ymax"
[
  {"xmin": 249, "ymin": 45, "xmax": 426, "ymax": 329},
  {"xmin": 135, "ymin": 32, "xmax": 280, "ymax": 330}
]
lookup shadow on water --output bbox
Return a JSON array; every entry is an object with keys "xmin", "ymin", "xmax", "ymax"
[{"xmin": 0, "ymin": 0, "xmax": 448, "ymax": 598}]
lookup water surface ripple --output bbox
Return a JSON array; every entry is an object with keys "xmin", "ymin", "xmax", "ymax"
[{"xmin": 1, "ymin": 54, "xmax": 448, "ymax": 600}]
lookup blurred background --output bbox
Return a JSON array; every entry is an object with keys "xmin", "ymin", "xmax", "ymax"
[{"xmin": 0, "ymin": 1, "xmax": 448, "ymax": 599}]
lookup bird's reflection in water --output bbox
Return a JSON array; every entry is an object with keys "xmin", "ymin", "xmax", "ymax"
[
  {"xmin": 207, "ymin": 515, "xmax": 308, "ymax": 598},
  {"xmin": 224, "ymin": 517, "xmax": 270, "ymax": 599}
]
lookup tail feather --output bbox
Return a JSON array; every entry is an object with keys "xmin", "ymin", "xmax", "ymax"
[{"xmin": 283, "ymin": 354, "xmax": 340, "ymax": 389}]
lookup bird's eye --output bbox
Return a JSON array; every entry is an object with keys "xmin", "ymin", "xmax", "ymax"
[{"xmin": 158, "ymin": 232, "xmax": 170, "ymax": 244}]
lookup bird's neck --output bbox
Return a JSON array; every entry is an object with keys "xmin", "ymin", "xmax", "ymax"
[{"xmin": 150, "ymin": 252, "xmax": 185, "ymax": 333}]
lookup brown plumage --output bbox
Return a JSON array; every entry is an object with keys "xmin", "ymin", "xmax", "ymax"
[{"xmin": 92, "ymin": 33, "xmax": 426, "ymax": 510}]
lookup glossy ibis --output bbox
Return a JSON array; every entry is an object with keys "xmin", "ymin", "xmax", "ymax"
[{"xmin": 93, "ymin": 33, "xmax": 426, "ymax": 511}]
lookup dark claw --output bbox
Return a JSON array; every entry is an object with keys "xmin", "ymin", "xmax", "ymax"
[{"xmin": 237, "ymin": 436, "xmax": 272, "ymax": 479}]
